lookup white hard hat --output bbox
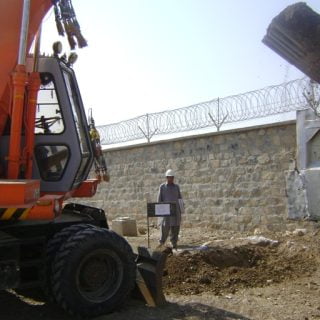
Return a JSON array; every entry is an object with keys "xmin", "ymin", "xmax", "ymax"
[{"xmin": 165, "ymin": 169, "xmax": 175, "ymax": 177}]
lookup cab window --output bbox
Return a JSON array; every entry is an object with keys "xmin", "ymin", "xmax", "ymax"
[
  {"xmin": 35, "ymin": 73, "xmax": 64, "ymax": 134},
  {"xmin": 35, "ymin": 144, "xmax": 69, "ymax": 181}
]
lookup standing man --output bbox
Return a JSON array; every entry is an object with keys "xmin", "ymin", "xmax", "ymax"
[{"xmin": 157, "ymin": 169, "xmax": 183, "ymax": 249}]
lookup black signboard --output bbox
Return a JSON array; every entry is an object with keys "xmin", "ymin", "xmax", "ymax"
[{"xmin": 147, "ymin": 202, "xmax": 177, "ymax": 217}]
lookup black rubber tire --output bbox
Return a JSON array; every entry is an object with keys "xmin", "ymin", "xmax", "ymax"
[
  {"xmin": 51, "ymin": 228, "xmax": 136, "ymax": 317},
  {"xmin": 46, "ymin": 224, "xmax": 97, "ymax": 300}
]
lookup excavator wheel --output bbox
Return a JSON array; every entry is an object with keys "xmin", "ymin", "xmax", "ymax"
[
  {"xmin": 46, "ymin": 223, "xmax": 97, "ymax": 300},
  {"xmin": 51, "ymin": 227, "xmax": 136, "ymax": 317}
]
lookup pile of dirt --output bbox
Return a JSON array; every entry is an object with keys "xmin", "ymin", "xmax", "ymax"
[{"xmin": 163, "ymin": 237, "xmax": 319, "ymax": 296}]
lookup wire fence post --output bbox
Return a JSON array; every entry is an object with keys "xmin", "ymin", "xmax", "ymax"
[
  {"xmin": 138, "ymin": 113, "xmax": 158, "ymax": 143},
  {"xmin": 303, "ymin": 79, "xmax": 320, "ymax": 118},
  {"xmin": 208, "ymin": 98, "xmax": 228, "ymax": 132}
]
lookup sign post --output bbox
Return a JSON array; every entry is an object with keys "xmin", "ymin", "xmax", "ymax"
[{"xmin": 146, "ymin": 202, "xmax": 177, "ymax": 248}]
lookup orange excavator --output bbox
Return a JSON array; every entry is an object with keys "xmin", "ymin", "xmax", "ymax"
[{"xmin": 0, "ymin": 0, "xmax": 168, "ymax": 317}]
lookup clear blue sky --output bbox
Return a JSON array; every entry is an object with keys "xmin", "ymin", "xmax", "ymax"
[{"xmin": 41, "ymin": 0, "xmax": 320, "ymax": 125}]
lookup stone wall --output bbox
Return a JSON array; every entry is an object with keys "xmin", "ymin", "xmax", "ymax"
[{"xmin": 83, "ymin": 123, "xmax": 298, "ymax": 232}]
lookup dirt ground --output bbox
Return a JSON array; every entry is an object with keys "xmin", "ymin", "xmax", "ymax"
[{"xmin": 0, "ymin": 225, "xmax": 320, "ymax": 320}]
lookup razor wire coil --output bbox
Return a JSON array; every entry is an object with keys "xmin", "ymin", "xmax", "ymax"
[{"xmin": 97, "ymin": 78, "xmax": 317, "ymax": 145}]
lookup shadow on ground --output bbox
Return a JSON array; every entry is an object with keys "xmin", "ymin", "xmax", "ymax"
[
  {"xmin": 0, "ymin": 290, "xmax": 71, "ymax": 320},
  {"xmin": 0, "ymin": 290, "xmax": 250, "ymax": 320}
]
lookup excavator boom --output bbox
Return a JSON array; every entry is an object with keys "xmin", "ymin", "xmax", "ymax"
[{"xmin": 0, "ymin": 0, "xmax": 51, "ymax": 100}]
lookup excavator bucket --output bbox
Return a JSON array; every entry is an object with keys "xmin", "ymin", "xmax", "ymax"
[
  {"xmin": 133, "ymin": 246, "xmax": 172, "ymax": 306},
  {"xmin": 263, "ymin": 2, "xmax": 320, "ymax": 84}
]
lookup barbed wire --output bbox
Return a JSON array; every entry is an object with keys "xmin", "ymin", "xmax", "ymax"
[{"xmin": 97, "ymin": 78, "xmax": 316, "ymax": 145}]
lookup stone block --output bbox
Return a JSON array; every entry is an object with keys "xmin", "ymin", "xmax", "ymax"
[
  {"xmin": 249, "ymin": 187, "xmax": 262, "ymax": 197},
  {"xmin": 111, "ymin": 217, "xmax": 138, "ymax": 236},
  {"xmin": 211, "ymin": 160, "xmax": 220, "ymax": 168},
  {"xmin": 258, "ymin": 129, "xmax": 266, "ymax": 136},
  {"xmin": 261, "ymin": 171, "xmax": 275, "ymax": 180}
]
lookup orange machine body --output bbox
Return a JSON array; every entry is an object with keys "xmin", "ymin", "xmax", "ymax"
[
  {"xmin": 0, "ymin": 0, "xmax": 51, "ymax": 102},
  {"xmin": 0, "ymin": 0, "xmax": 99, "ymax": 220}
]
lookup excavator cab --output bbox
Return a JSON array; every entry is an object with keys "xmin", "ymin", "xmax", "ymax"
[
  {"xmin": 31, "ymin": 54, "xmax": 93, "ymax": 193},
  {"xmin": 0, "ymin": 53, "xmax": 94, "ymax": 195}
]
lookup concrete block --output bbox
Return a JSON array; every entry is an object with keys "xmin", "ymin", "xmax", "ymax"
[
  {"xmin": 111, "ymin": 217, "xmax": 138, "ymax": 236},
  {"xmin": 304, "ymin": 168, "xmax": 320, "ymax": 219}
]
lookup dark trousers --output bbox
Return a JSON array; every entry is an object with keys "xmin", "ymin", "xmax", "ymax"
[{"xmin": 159, "ymin": 224, "xmax": 180, "ymax": 247}]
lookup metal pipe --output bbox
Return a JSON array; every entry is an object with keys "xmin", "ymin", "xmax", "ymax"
[
  {"xmin": 18, "ymin": 0, "xmax": 31, "ymax": 65},
  {"xmin": 33, "ymin": 25, "xmax": 42, "ymax": 71}
]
